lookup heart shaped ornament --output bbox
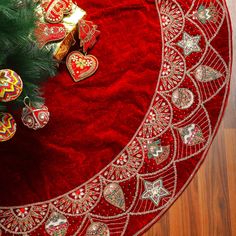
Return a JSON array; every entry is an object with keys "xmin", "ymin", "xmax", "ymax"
[{"xmin": 66, "ymin": 51, "xmax": 99, "ymax": 82}]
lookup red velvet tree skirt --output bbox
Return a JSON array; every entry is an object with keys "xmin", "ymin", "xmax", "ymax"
[{"xmin": 0, "ymin": 0, "xmax": 232, "ymax": 235}]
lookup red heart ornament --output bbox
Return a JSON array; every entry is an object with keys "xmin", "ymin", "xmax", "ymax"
[
  {"xmin": 41, "ymin": 0, "xmax": 73, "ymax": 23},
  {"xmin": 66, "ymin": 51, "xmax": 99, "ymax": 82},
  {"xmin": 35, "ymin": 23, "xmax": 67, "ymax": 48}
]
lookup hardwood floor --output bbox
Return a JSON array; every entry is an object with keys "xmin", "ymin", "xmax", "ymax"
[{"xmin": 143, "ymin": 1, "xmax": 236, "ymax": 235}]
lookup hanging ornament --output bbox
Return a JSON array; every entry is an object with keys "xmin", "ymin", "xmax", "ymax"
[
  {"xmin": 66, "ymin": 51, "xmax": 99, "ymax": 82},
  {"xmin": 194, "ymin": 65, "xmax": 222, "ymax": 82},
  {"xmin": 66, "ymin": 19, "xmax": 100, "ymax": 82},
  {"xmin": 172, "ymin": 88, "xmax": 194, "ymax": 109},
  {"xmin": 21, "ymin": 97, "xmax": 50, "ymax": 130},
  {"xmin": 0, "ymin": 69, "xmax": 23, "ymax": 102},
  {"xmin": 45, "ymin": 212, "xmax": 69, "ymax": 236},
  {"xmin": 78, "ymin": 20, "xmax": 101, "ymax": 53},
  {"xmin": 146, "ymin": 140, "xmax": 170, "ymax": 165},
  {"xmin": 103, "ymin": 183, "xmax": 126, "ymax": 211},
  {"xmin": 41, "ymin": 0, "xmax": 73, "ymax": 23},
  {"xmin": 193, "ymin": 3, "xmax": 218, "ymax": 24},
  {"xmin": 0, "ymin": 112, "xmax": 17, "ymax": 142},
  {"xmin": 178, "ymin": 123, "xmax": 205, "ymax": 146},
  {"xmin": 86, "ymin": 222, "xmax": 110, "ymax": 236},
  {"xmin": 35, "ymin": 23, "xmax": 67, "ymax": 48}
]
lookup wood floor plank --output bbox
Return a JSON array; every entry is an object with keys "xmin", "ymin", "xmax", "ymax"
[{"xmin": 224, "ymin": 130, "xmax": 236, "ymax": 236}]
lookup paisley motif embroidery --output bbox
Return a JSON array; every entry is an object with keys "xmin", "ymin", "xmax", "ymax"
[
  {"xmin": 103, "ymin": 183, "xmax": 126, "ymax": 211},
  {"xmin": 35, "ymin": 23, "xmax": 67, "ymax": 48},
  {"xmin": 194, "ymin": 65, "xmax": 222, "ymax": 82}
]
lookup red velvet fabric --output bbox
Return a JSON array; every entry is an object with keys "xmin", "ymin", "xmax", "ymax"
[
  {"xmin": 0, "ymin": 0, "xmax": 161, "ymax": 205},
  {"xmin": 0, "ymin": 0, "xmax": 232, "ymax": 235}
]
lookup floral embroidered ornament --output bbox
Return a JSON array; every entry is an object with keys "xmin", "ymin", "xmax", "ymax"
[
  {"xmin": 0, "ymin": 0, "xmax": 232, "ymax": 235},
  {"xmin": 66, "ymin": 51, "xmax": 99, "ymax": 82}
]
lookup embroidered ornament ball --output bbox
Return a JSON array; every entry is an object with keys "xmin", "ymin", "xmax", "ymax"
[
  {"xmin": 0, "ymin": 113, "xmax": 17, "ymax": 142},
  {"xmin": 0, "ymin": 69, "xmax": 23, "ymax": 103},
  {"xmin": 21, "ymin": 102, "xmax": 50, "ymax": 130}
]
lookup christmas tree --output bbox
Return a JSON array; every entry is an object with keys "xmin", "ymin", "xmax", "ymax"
[{"xmin": 0, "ymin": 0, "xmax": 57, "ymax": 112}]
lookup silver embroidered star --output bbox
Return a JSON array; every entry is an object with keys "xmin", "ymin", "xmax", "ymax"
[
  {"xmin": 141, "ymin": 179, "xmax": 170, "ymax": 206},
  {"xmin": 177, "ymin": 32, "xmax": 201, "ymax": 56}
]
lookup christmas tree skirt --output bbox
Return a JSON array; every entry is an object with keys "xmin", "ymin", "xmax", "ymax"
[{"xmin": 0, "ymin": 0, "xmax": 232, "ymax": 235}]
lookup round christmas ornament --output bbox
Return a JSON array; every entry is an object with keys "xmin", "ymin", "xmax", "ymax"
[
  {"xmin": 171, "ymin": 88, "xmax": 194, "ymax": 109},
  {"xmin": 21, "ymin": 97, "xmax": 50, "ymax": 130},
  {"xmin": 45, "ymin": 212, "xmax": 69, "ymax": 236},
  {"xmin": 86, "ymin": 222, "xmax": 110, "ymax": 236},
  {"xmin": 0, "ymin": 69, "xmax": 23, "ymax": 102},
  {"xmin": 0, "ymin": 112, "xmax": 17, "ymax": 142}
]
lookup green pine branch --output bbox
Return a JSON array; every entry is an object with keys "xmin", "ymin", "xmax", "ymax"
[{"xmin": 0, "ymin": 0, "xmax": 57, "ymax": 112}]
